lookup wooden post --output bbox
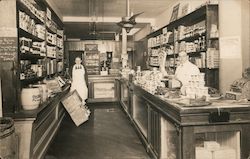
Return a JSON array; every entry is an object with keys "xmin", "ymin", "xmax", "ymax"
[
  {"xmin": 0, "ymin": 78, "xmax": 2, "ymax": 117},
  {"xmin": 122, "ymin": 28, "xmax": 128, "ymax": 68}
]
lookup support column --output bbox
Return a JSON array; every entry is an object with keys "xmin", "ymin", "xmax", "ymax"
[{"xmin": 121, "ymin": 28, "xmax": 128, "ymax": 68}]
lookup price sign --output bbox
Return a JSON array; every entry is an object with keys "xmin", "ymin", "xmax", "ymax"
[
  {"xmin": 0, "ymin": 37, "xmax": 17, "ymax": 62},
  {"xmin": 170, "ymin": 3, "xmax": 180, "ymax": 22}
]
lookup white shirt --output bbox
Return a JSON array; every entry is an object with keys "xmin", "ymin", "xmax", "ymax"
[{"xmin": 175, "ymin": 61, "xmax": 200, "ymax": 86}]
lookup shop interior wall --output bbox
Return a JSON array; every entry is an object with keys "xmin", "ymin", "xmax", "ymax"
[
  {"xmin": 65, "ymin": 40, "xmax": 123, "ymax": 70},
  {"xmin": 241, "ymin": 0, "xmax": 250, "ymax": 70},
  {"xmin": 0, "ymin": 0, "xmax": 16, "ymax": 28}
]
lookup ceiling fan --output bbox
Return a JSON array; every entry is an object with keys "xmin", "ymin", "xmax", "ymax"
[{"xmin": 117, "ymin": 0, "xmax": 143, "ymax": 33}]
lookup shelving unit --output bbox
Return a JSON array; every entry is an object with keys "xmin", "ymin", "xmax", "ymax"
[
  {"xmin": 0, "ymin": 1, "xmax": 67, "ymax": 159},
  {"xmin": 84, "ymin": 44, "xmax": 100, "ymax": 75},
  {"xmin": 0, "ymin": 0, "xmax": 65, "ymax": 113},
  {"xmin": 147, "ymin": 4, "xmax": 219, "ymax": 89}
]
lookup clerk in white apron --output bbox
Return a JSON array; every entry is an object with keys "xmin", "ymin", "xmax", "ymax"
[
  {"xmin": 70, "ymin": 57, "xmax": 88, "ymax": 105},
  {"xmin": 175, "ymin": 51, "xmax": 200, "ymax": 94}
]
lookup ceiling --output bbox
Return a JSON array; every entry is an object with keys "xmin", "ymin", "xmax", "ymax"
[{"xmin": 50, "ymin": 0, "xmax": 175, "ymax": 40}]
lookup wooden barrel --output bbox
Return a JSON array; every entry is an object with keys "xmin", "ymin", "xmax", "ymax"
[{"xmin": 0, "ymin": 117, "xmax": 17, "ymax": 159}]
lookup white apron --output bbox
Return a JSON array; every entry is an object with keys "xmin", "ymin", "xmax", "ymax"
[{"xmin": 70, "ymin": 64, "xmax": 88, "ymax": 103}]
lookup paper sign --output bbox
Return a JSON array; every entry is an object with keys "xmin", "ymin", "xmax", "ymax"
[
  {"xmin": 0, "ymin": 37, "xmax": 17, "ymax": 62},
  {"xmin": 46, "ymin": 8, "xmax": 51, "ymax": 20},
  {"xmin": 61, "ymin": 90, "xmax": 89, "ymax": 126},
  {"xmin": 220, "ymin": 36, "xmax": 241, "ymax": 59}
]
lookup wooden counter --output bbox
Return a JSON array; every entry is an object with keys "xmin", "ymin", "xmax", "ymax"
[
  {"xmin": 120, "ymin": 81, "xmax": 250, "ymax": 159},
  {"xmin": 6, "ymin": 85, "xmax": 70, "ymax": 159},
  {"xmin": 87, "ymin": 74, "xmax": 120, "ymax": 103}
]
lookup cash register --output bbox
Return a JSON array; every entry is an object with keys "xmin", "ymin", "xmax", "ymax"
[{"xmin": 226, "ymin": 68, "xmax": 250, "ymax": 100}]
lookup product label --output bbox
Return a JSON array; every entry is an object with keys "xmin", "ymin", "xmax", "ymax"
[{"xmin": 32, "ymin": 94, "xmax": 41, "ymax": 102}]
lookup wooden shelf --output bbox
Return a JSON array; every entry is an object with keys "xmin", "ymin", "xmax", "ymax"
[
  {"xmin": 18, "ymin": 0, "xmax": 44, "ymax": 24},
  {"xmin": 149, "ymin": 64, "xmax": 159, "ymax": 67},
  {"xmin": 167, "ymin": 54, "xmax": 177, "ymax": 57},
  {"xmin": 46, "ymin": 25, "xmax": 57, "ymax": 34},
  {"xmin": 47, "ymin": 41, "xmax": 56, "ymax": 47},
  {"xmin": 19, "ymin": 28, "xmax": 45, "ymax": 42},
  {"xmin": 57, "ymin": 33, "xmax": 63, "ymax": 38},
  {"xmin": 57, "ymin": 45, "xmax": 63, "ymax": 49},
  {"xmin": 209, "ymin": 37, "xmax": 219, "ymax": 40},
  {"xmin": 20, "ymin": 76, "xmax": 46, "ymax": 83},
  {"xmin": 19, "ymin": 53, "xmax": 45, "ymax": 60},
  {"xmin": 177, "ymin": 32, "xmax": 206, "ymax": 42},
  {"xmin": 47, "ymin": 55, "xmax": 57, "ymax": 59},
  {"xmin": 187, "ymin": 50, "xmax": 207, "ymax": 56},
  {"xmin": 86, "ymin": 65, "xmax": 99, "ymax": 67},
  {"xmin": 149, "ymin": 43, "xmax": 173, "ymax": 49},
  {"xmin": 150, "ymin": 55, "xmax": 159, "ymax": 57}
]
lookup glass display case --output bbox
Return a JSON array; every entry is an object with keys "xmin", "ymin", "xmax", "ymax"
[
  {"xmin": 161, "ymin": 117, "xmax": 180, "ymax": 159},
  {"xmin": 195, "ymin": 130, "xmax": 240, "ymax": 159},
  {"xmin": 120, "ymin": 82, "xmax": 129, "ymax": 112},
  {"xmin": 93, "ymin": 82, "xmax": 115, "ymax": 99},
  {"xmin": 132, "ymin": 94, "xmax": 148, "ymax": 138}
]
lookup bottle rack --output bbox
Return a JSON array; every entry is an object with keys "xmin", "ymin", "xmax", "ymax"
[
  {"xmin": 84, "ymin": 50, "xmax": 100, "ymax": 75},
  {"xmin": 147, "ymin": 4, "xmax": 219, "ymax": 89}
]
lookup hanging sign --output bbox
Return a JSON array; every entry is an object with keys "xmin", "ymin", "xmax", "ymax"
[
  {"xmin": 46, "ymin": 8, "xmax": 52, "ymax": 20},
  {"xmin": 170, "ymin": 3, "xmax": 180, "ymax": 22}
]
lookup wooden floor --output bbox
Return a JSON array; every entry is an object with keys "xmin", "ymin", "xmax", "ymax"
[{"xmin": 45, "ymin": 102, "xmax": 150, "ymax": 159}]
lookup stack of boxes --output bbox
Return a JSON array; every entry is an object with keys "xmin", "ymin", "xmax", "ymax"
[
  {"xmin": 185, "ymin": 73, "xmax": 208, "ymax": 99},
  {"xmin": 207, "ymin": 48, "xmax": 219, "ymax": 69}
]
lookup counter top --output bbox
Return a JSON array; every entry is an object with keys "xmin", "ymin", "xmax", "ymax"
[
  {"xmin": 6, "ymin": 84, "xmax": 71, "ymax": 120},
  {"xmin": 132, "ymin": 84, "xmax": 250, "ymax": 126},
  {"xmin": 88, "ymin": 74, "xmax": 121, "ymax": 80}
]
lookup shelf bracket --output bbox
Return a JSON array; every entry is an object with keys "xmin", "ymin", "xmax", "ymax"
[{"xmin": 174, "ymin": 123, "xmax": 181, "ymax": 136}]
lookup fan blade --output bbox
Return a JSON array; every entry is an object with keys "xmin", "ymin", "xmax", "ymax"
[{"xmin": 129, "ymin": 12, "xmax": 144, "ymax": 21}]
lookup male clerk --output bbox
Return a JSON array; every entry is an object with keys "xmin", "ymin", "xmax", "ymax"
[{"xmin": 174, "ymin": 51, "xmax": 200, "ymax": 94}]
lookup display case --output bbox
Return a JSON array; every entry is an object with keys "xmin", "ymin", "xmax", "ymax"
[
  {"xmin": 87, "ymin": 75, "xmax": 119, "ymax": 103},
  {"xmin": 132, "ymin": 94, "xmax": 148, "ymax": 138},
  {"xmin": 121, "ymin": 83, "xmax": 250, "ymax": 159},
  {"xmin": 120, "ymin": 79, "xmax": 129, "ymax": 113},
  {"xmin": 160, "ymin": 117, "xmax": 180, "ymax": 159}
]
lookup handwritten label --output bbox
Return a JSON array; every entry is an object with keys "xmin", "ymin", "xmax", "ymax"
[{"xmin": 0, "ymin": 37, "xmax": 17, "ymax": 61}]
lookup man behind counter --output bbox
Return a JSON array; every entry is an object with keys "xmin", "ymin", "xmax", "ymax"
[{"xmin": 171, "ymin": 51, "xmax": 200, "ymax": 95}]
